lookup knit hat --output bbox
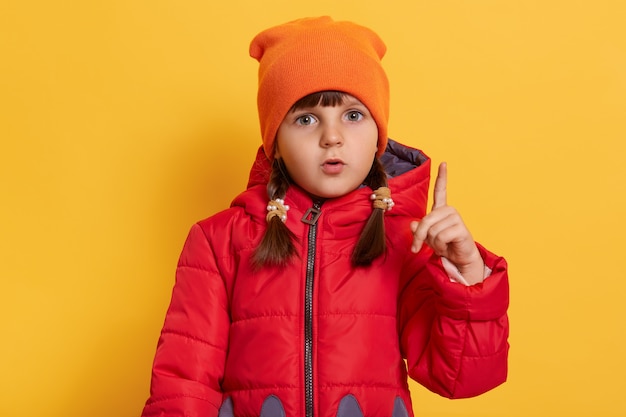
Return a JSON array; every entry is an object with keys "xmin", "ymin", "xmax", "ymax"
[{"xmin": 249, "ymin": 16, "xmax": 390, "ymax": 158}]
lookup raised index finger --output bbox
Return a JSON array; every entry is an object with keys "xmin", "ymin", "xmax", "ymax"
[{"xmin": 432, "ymin": 162, "xmax": 448, "ymax": 209}]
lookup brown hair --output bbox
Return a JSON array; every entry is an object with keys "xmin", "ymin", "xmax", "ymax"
[
  {"xmin": 252, "ymin": 157, "xmax": 298, "ymax": 268},
  {"xmin": 352, "ymin": 157, "xmax": 388, "ymax": 266},
  {"xmin": 252, "ymin": 91, "xmax": 389, "ymax": 268}
]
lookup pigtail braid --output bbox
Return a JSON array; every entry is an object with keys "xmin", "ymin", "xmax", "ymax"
[
  {"xmin": 252, "ymin": 158, "xmax": 298, "ymax": 268},
  {"xmin": 352, "ymin": 158, "xmax": 389, "ymax": 266}
]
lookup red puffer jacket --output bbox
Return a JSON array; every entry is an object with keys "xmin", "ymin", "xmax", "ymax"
[{"xmin": 141, "ymin": 140, "xmax": 509, "ymax": 417}]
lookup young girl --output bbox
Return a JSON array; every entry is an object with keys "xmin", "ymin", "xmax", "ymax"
[{"xmin": 141, "ymin": 16, "xmax": 509, "ymax": 417}]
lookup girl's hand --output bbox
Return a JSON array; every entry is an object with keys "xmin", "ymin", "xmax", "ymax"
[{"xmin": 410, "ymin": 162, "xmax": 485, "ymax": 285}]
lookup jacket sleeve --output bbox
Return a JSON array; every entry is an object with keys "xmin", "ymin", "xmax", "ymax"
[
  {"xmin": 398, "ymin": 243, "xmax": 509, "ymax": 399},
  {"xmin": 141, "ymin": 223, "xmax": 230, "ymax": 417}
]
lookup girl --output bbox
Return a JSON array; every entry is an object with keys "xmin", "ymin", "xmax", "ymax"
[{"xmin": 141, "ymin": 16, "xmax": 509, "ymax": 417}]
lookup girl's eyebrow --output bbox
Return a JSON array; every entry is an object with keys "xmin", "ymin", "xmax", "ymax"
[
  {"xmin": 342, "ymin": 97, "xmax": 367, "ymax": 107},
  {"xmin": 289, "ymin": 106, "xmax": 316, "ymax": 113},
  {"xmin": 289, "ymin": 97, "xmax": 366, "ymax": 113}
]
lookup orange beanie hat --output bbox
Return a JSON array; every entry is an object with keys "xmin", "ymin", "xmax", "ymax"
[{"xmin": 249, "ymin": 16, "xmax": 390, "ymax": 158}]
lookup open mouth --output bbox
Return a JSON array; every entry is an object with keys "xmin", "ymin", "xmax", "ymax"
[{"xmin": 322, "ymin": 159, "xmax": 344, "ymax": 174}]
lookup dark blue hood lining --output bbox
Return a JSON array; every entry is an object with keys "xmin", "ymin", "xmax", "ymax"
[{"xmin": 380, "ymin": 139, "xmax": 428, "ymax": 179}]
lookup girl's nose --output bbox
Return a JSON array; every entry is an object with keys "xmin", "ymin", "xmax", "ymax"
[{"xmin": 320, "ymin": 124, "xmax": 343, "ymax": 148}]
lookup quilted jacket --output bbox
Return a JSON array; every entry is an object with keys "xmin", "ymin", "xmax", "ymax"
[{"xmin": 141, "ymin": 140, "xmax": 509, "ymax": 417}]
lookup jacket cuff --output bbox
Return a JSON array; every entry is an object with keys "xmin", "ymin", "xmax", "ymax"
[
  {"xmin": 441, "ymin": 256, "xmax": 492, "ymax": 286},
  {"xmin": 430, "ymin": 243, "xmax": 509, "ymax": 321}
]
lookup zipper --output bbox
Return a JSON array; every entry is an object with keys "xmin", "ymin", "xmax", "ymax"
[{"xmin": 302, "ymin": 201, "xmax": 322, "ymax": 417}]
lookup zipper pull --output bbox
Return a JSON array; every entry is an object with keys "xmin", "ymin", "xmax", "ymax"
[{"xmin": 301, "ymin": 202, "xmax": 322, "ymax": 225}]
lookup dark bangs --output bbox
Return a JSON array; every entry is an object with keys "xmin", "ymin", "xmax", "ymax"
[{"xmin": 289, "ymin": 91, "xmax": 348, "ymax": 111}]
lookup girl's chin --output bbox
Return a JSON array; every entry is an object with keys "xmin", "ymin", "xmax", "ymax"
[{"xmin": 304, "ymin": 186, "xmax": 360, "ymax": 201}]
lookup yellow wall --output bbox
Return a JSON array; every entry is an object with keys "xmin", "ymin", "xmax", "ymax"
[{"xmin": 1, "ymin": 1, "xmax": 625, "ymax": 416}]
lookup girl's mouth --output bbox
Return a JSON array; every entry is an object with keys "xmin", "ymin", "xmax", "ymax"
[{"xmin": 322, "ymin": 159, "xmax": 345, "ymax": 174}]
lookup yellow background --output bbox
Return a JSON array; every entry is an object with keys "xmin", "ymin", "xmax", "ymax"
[{"xmin": 1, "ymin": 1, "xmax": 625, "ymax": 416}]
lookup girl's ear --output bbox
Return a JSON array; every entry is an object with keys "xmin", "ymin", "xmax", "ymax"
[{"xmin": 273, "ymin": 144, "xmax": 281, "ymax": 160}]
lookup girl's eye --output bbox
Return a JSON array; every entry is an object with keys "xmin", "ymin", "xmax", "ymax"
[
  {"xmin": 296, "ymin": 115, "xmax": 316, "ymax": 126},
  {"xmin": 346, "ymin": 111, "xmax": 363, "ymax": 122}
]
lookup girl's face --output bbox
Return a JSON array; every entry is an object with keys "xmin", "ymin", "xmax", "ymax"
[{"xmin": 274, "ymin": 94, "xmax": 378, "ymax": 199}]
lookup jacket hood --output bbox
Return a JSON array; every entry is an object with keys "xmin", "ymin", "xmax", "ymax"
[
  {"xmin": 236, "ymin": 139, "xmax": 431, "ymax": 224},
  {"xmin": 246, "ymin": 139, "xmax": 428, "ymax": 187}
]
